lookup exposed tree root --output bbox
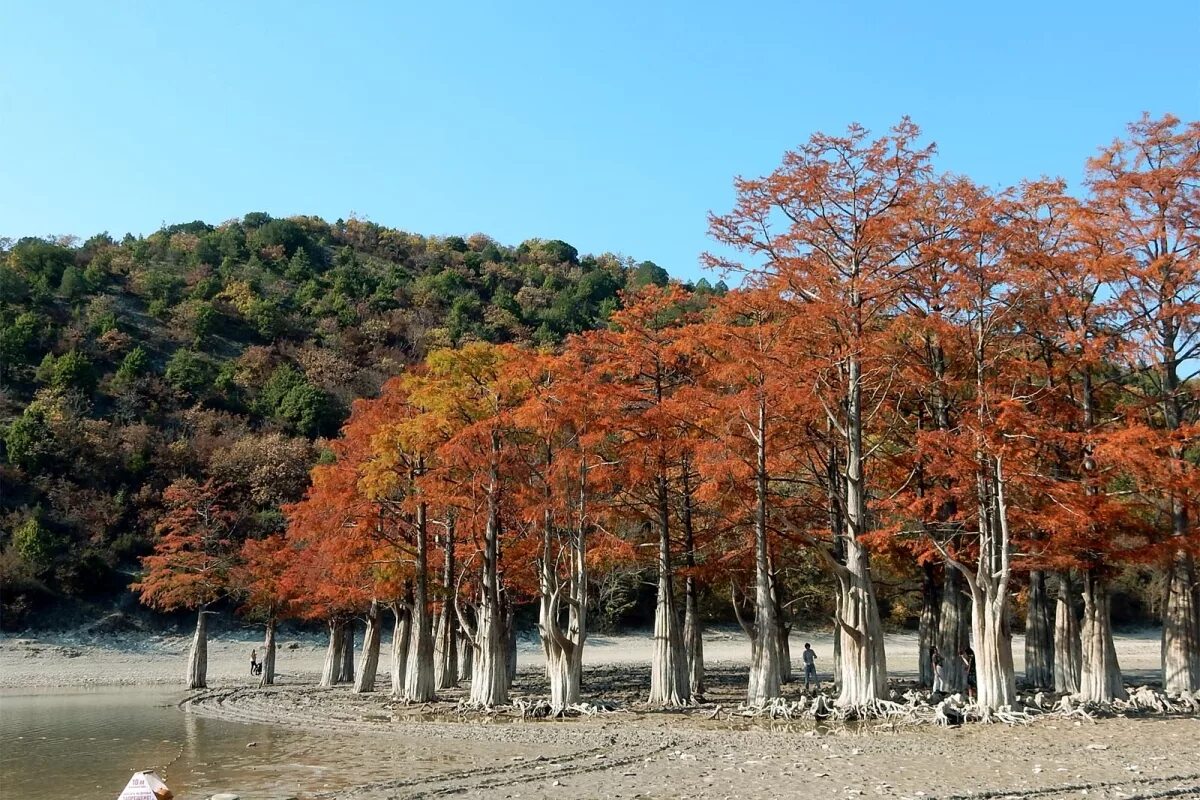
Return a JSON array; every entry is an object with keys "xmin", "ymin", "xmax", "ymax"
[{"xmin": 511, "ymin": 698, "xmax": 619, "ymax": 718}]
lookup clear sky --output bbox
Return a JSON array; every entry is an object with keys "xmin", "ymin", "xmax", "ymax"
[{"xmin": 2, "ymin": 1, "xmax": 1196, "ymax": 281}]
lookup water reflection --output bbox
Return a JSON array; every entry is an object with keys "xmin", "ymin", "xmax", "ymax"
[{"xmin": 0, "ymin": 687, "xmax": 398, "ymax": 799}]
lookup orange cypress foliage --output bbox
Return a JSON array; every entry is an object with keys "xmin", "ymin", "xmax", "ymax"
[{"xmin": 133, "ymin": 478, "xmax": 238, "ymax": 612}]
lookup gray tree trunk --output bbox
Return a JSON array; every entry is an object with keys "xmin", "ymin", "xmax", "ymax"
[
  {"xmin": 748, "ymin": 400, "xmax": 783, "ymax": 705},
  {"xmin": 434, "ymin": 521, "xmax": 459, "ymax": 689},
  {"xmin": 259, "ymin": 617, "xmax": 276, "ymax": 687},
  {"xmin": 1162, "ymin": 550, "xmax": 1200, "ymax": 694},
  {"xmin": 338, "ymin": 620, "xmax": 355, "ymax": 684},
  {"xmin": 834, "ymin": 355, "xmax": 888, "ymax": 708},
  {"xmin": 319, "ymin": 618, "xmax": 344, "ymax": 688},
  {"xmin": 648, "ymin": 475, "xmax": 690, "ymax": 706},
  {"xmin": 186, "ymin": 609, "xmax": 208, "ymax": 690},
  {"xmin": 390, "ymin": 604, "xmax": 411, "ymax": 697},
  {"xmin": 1053, "ymin": 572, "xmax": 1082, "ymax": 694},
  {"xmin": 937, "ymin": 568, "xmax": 971, "ymax": 692},
  {"xmin": 1079, "ymin": 570, "xmax": 1126, "ymax": 702},
  {"xmin": 680, "ymin": 466, "xmax": 705, "ymax": 698},
  {"xmin": 465, "ymin": 439, "xmax": 508, "ymax": 706},
  {"xmin": 354, "ymin": 600, "xmax": 382, "ymax": 693},
  {"xmin": 405, "ymin": 500, "xmax": 436, "ymax": 701},
  {"xmin": 1024, "ymin": 570, "xmax": 1054, "ymax": 688},
  {"xmin": 918, "ymin": 563, "xmax": 940, "ymax": 688}
]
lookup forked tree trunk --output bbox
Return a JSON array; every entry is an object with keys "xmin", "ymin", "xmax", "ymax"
[
  {"xmin": 968, "ymin": 584, "xmax": 1016, "ymax": 711},
  {"xmin": 1079, "ymin": 570, "xmax": 1126, "ymax": 702},
  {"xmin": 648, "ymin": 476, "xmax": 690, "ymax": 706},
  {"xmin": 918, "ymin": 563, "xmax": 940, "ymax": 688},
  {"xmin": 354, "ymin": 600, "xmax": 383, "ymax": 694},
  {"xmin": 463, "ymin": 440, "xmax": 508, "ymax": 706},
  {"xmin": 1024, "ymin": 570, "xmax": 1054, "ymax": 688},
  {"xmin": 259, "ymin": 617, "xmax": 276, "ymax": 687},
  {"xmin": 833, "ymin": 538, "xmax": 888, "ymax": 707},
  {"xmin": 955, "ymin": 455, "xmax": 1016, "ymax": 714},
  {"xmin": 1053, "ymin": 572, "xmax": 1082, "ymax": 694},
  {"xmin": 390, "ymin": 604, "xmax": 411, "ymax": 697},
  {"xmin": 186, "ymin": 608, "xmax": 209, "ymax": 690},
  {"xmin": 1162, "ymin": 550, "xmax": 1200, "ymax": 695},
  {"xmin": 320, "ymin": 618, "xmax": 344, "ymax": 688},
  {"xmin": 338, "ymin": 621, "xmax": 355, "ymax": 684},
  {"xmin": 405, "ymin": 499, "xmax": 436, "ymax": 702},
  {"xmin": 538, "ymin": 487, "xmax": 589, "ymax": 713},
  {"xmin": 937, "ymin": 568, "xmax": 971, "ymax": 692}
]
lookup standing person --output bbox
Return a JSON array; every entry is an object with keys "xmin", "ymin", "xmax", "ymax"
[
  {"xmin": 960, "ymin": 647, "xmax": 976, "ymax": 700},
  {"xmin": 250, "ymin": 649, "xmax": 258, "ymax": 676},
  {"xmin": 931, "ymin": 645, "xmax": 945, "ymax": 693},
  {"xmin": 802, "ymin": 642, "xmax": 819, "ymax": 691}
]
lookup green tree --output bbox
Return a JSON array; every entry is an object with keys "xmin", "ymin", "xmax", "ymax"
[
  {"xmin": 13, "ymin": 516, "xmax": 59, "ymax": 577},
  {"xmin": 631, "ymin": 260, "xmax": 669, "ymax": 288},
  {"xmin": 164, "ymin": 349, "xmax": 216, "ymax": 395}
]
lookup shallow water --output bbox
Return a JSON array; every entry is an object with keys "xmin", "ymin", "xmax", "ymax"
[{"xmin": 0, "ymin": 687, "xmax": 393, "ymax": 799}]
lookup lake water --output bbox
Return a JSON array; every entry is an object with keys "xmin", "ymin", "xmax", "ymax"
[{"xmin": 0, "ymin": 688, "xmax": 387, "ymax": 799}]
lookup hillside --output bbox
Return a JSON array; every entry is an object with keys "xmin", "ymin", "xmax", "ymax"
[{"xmin": 0, "ymin": 213, "xmax": 725, "ymax": 627}]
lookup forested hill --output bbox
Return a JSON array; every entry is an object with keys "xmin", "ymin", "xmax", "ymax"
[{"xmin": 0, "ymin": 213, "xmax": 725, "ymax": 627}]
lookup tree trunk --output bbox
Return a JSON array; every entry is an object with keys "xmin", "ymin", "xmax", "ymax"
[
  {"xmin": 354, "ymin": 600, "xmax": 383, "ymax": 694},
  {"xmin": 390, "ymin": 604, "xmax": 411, "ymax": 697},
  {"xmin": 458, "ymin": 625, "xmax": 473, "ymax": 683},
  {"xmin": 1024, "ymin": 570, "xmax": 1054, "ymax": 688},
  {"xmin": 747, "ymin": 401, "xmax": 783, "ymax": 705},
  {"xmin": 1162, "ymin": 550, "xmax": 1200, "ymax": 694},
  {"xmin": 937, "ymin": 568, "xmax": 971, "ymax": 692},
  {"xmin": 969, "ymin": 584, "xmax": 1016, "ymax": 712},
  {"xmin": 405, "ymin": 500, "xmax": 436, "ymax": 702},
  {"xmin": 648, "ymin": 475, "xmax": 690, "ymax": 706},
  {"xmin": 1079, "ymin": 570, "xmax": 1126, "ymax": 702},
  {"xmin": 465, "ymin": 439, "xmax": 508, "ymax": 706},
  {"xmin": 680, "ymin": 465, "xmax": 705, "ymax": 698},
  {"xmin": 834, "ymin": 355, "xmax": 888, "ymax": 708},
  {"xmin": 538, "ymin": 498, "xmax": 589, "ymax": 714},
  {"xmin": 434, "ymin": 520, "xmax": 459, "ymax": 689},
  {"xmin": 259, "ymin": 617, "xmax": 276, "ymax": 687},
  {"xmin": 963, "ymin": 457, "xmax": 1016, "ymax": 714},
  {"xmin": 1053, "ymin": 572, "xmax": 1082, "ymax": 694},
  {"xmin": 771, "ymin": 560, "xmax": 793, "ymax": 684},
  {"xmin": 338, "ymin": 620, "xmax": 355, "ymax": 684},
  {"xmin": 504, "ymin": 599, "xmax": 518, "ymax": 688},
  {"xmin": 683, "ymin": 578, "xmax": 705, "ymax": 697},
  {"xmin": 186, "ymin": 609, "xmax": 208, "ymax": 690},
  {"xmin": 469, "ymin": 599, "xmax": 507, "ymax": 705},
  {"xmin": 918, "ymin": 563, "xmax": 940, "ymax": 688},
  {"xmin": 320, "ymin": 618, "xmax": 344, "ymax": 688}
]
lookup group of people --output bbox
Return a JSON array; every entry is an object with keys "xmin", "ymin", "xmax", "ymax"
[{"xmin": 930, "ymin": 645, "xmax": 977, "ymax": 697}]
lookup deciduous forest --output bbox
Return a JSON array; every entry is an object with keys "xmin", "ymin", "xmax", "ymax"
[{"xmin": 4, "ymin": 114, "xmax": 1198, "ymax": 717}]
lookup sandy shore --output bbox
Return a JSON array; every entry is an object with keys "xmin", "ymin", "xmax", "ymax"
[{"xmin": 3, "ymin": 628, "xmax": 1197, "ymax": 799}]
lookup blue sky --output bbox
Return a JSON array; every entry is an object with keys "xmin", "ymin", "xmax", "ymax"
[{"xmin": 1, "ymin": 1, "xmax": 1196, "ymax": 282}]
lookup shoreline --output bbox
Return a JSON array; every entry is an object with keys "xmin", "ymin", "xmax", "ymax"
[
  {"xmin": 0, "ymin": 627, "xmax": 1169, "ymax": 691},
  {"xmin": 4, "ymin": 629, "xmax": 1198, "ymax": 799}
]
